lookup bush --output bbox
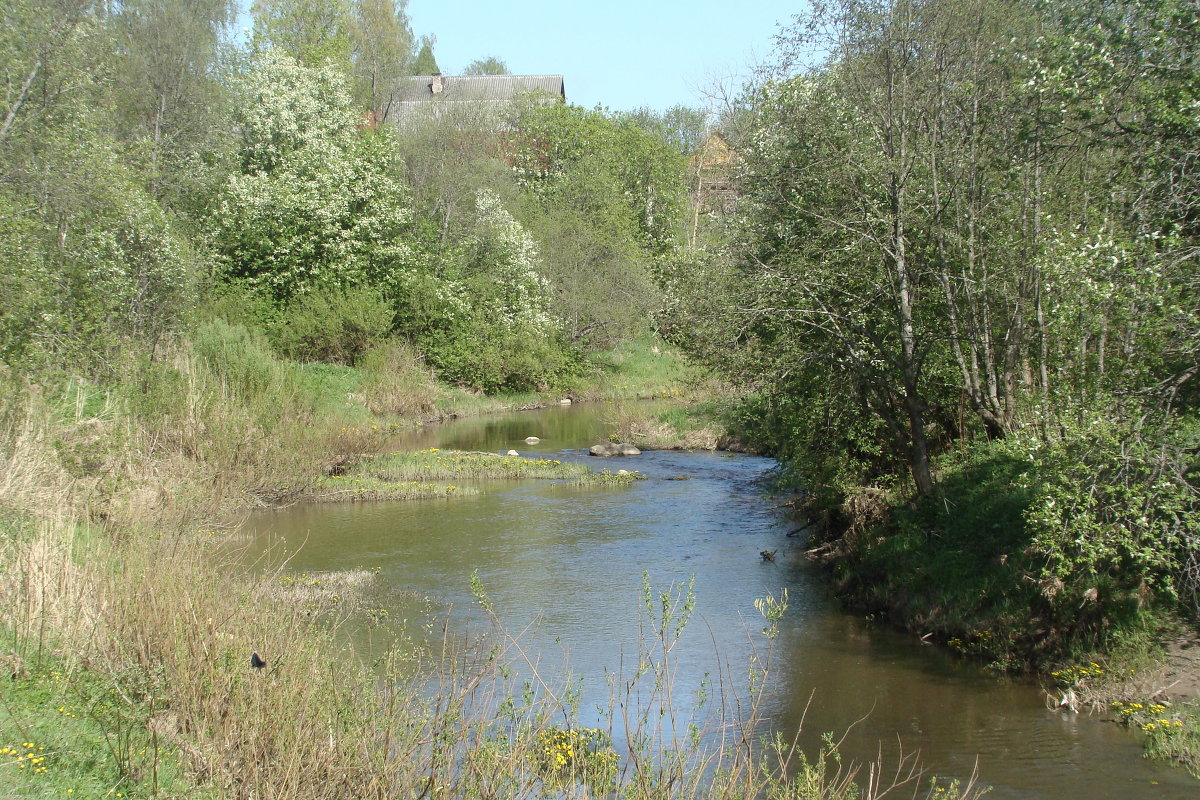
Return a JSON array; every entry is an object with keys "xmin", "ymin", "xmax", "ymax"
[
  {"xmin": 191, "ymin": 319, "xmax": 291, "ymax": 403},
  {"xmin": 422, "ymin": 315, "xmax": 576, "ymax": 394},
  {"xmin": 1021, "ymin": 417, "xmax": 1200, "ymax": 621},
  {"xmin": 271, "ymin": 285, "xmax": 393, "ymax": 365}
]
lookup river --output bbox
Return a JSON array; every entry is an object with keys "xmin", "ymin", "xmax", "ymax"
[{"xmin": 239, "ymin": 402, "xmax": 1198, "ymax": 798}]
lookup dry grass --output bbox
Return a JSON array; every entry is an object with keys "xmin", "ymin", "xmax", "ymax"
[
  {"xmin": 357, "ymin": 340, "xmax": 442, "ymax": 418},
  {"xmin": 606, "ymin": 400, "xmax": 729, "ymax": 452}
]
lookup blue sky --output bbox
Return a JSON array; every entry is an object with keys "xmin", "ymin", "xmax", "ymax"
[{"xmin": 405, "ymin": 1, "xmax": 805, "ymax": 112}]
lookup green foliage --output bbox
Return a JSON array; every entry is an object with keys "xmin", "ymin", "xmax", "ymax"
[
  {"xmin": 724, "ymin": 0, "xmax": 1200, "ymax": 520},
  {"xmin": 839, "ymin": 441, "xmax": 1042, "ymax": 663},
  {"xmin": 411, "ymin": 35, "xmax": 438, "ymax": 74},
  {"xmin": 271, "ymin": 284, "xmax": 392, "ymax": 364},
  {"xmin": 251, "ymin": 0, "xmax": 353, "ymax": 68},
  {"xmin": 622, "ymin": 105, "xmax": 711, "ymax": 155},
  {"xmin": 463, "ymin": 56, "xmax": 509, "ymax": 75},
  {"xmin": 350, "ymin": 0, "xmax": 415, "ymax": 116},
  {"xmin": 1020, "ymin": 417, "xmax": 1200, "ymax": 618},
  {"xmin": 420, "ymin": 315, "xmax": 576, "ymax": 393},
  {"xmin": 0, "ymin": 646, "xmax": 204, "ymax": 800},
  {"xmin": 508, "ymin": 103, "xmax": 692, "ymax": 350},
  {"xmin": 109, "ymin": 0, "xmax": 236, "ymax": 205},
  {"xmin": 514, "ymin": 102, "xmax": 689, "ymax": 255},
  {"xmin": 828, "ymin": 418, "xmax": 1200, "ymax": 666},
  {"xmin": 190, "ymin": 319, "xmax": 295, "ymax": 408},
  {"xmin": 390, "ymin": 190, "xmax": 577, "ymax": 392},
  {"xmin": 0, "ymin": 132, "xmax": 198, "ymax": 372}
]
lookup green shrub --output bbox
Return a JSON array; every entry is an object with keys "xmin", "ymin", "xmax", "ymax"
[
  {"xmin": 271, "ymin": 285, "xmax": 392, "ymax": 365},
  {"xmin": 192, "ymin": 279, "xmax": 281, "ymax": 338},
  {"xmin": 191, "ymin": 319, "xmax": 289, "ymax": 403},
  {"xmin": 422, "ymin": 315, "xmax": 576, "ymax": 394},
  {"xmin": 1021, "ymin": 417, "xmax": 1200, "ymax": 621}
]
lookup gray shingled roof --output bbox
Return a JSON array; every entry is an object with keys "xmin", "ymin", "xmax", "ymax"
[{"xmin": 392, "ymin": 75, "xmax": 565, "ymax": 105}]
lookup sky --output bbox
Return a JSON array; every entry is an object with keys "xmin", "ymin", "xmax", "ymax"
[{"xmin": 404, "ymin": 1, "xmax": 806, "ymax": 112}]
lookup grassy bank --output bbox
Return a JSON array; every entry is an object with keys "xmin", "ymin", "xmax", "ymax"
[{"xmin": 0, "ymin": 325, "xmax": 979, "ymax": 800}]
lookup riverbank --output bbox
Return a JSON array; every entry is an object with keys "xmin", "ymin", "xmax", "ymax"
[
  {"xmin": 789, "ymin": 435, "xmax": 1200, "ymax": 778},
  {"xmin": 3, "ymin": 331, "xmax": 976, "ymax": 800}
]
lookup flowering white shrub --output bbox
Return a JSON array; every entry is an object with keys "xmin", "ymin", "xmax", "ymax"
[
  {"xmin": 468, "ymin": 189, "xmax": 558, "ymax": 335},
  {"xmin": 212, "ymin": 51, "xmax": 413, "ymax": 299},
  {"xmin": 231, "ymin": 49, "xmax": 357, "ymax": 175}
]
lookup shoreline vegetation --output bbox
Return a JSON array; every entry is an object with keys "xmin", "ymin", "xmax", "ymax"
[
  {"xmin": 774, "ymin": 455, "xmax": 1200, "ymax": 779},
  {"xmin": 310, "ymin": 448, "xmax": 645, "ymax": 503},
  {"xmin": 2, "ymin": 336, "xmax": 983, "ymax": 800}
]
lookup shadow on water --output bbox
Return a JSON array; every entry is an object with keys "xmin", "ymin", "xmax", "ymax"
[{"xmin": 240, "ymin": 402, "xmax": 1199, "ymax": 799}]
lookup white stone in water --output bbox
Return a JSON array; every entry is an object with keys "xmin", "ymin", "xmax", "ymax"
[
  {"xmin": 506, "ymin": 450, "xmax": 520, "ymax": 456},
  {"xmin": 525, "ymin": 436, "xmax": 540, "ymax": 444},
  {"xmin": 558, "ymin": 398, "xmax": 572, "ymax": 405},
  {"xmin": 617, "ymin": 469, "xmax": 629, "ymax": 475}
]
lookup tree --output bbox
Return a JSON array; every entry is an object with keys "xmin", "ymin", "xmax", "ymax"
[
  {"xmin": 463, "ymin": 56, "xmax": 509, "ymax": 75},
  {"xmin": 622, "ymin": 105, "xmax": 710, "ymax": 155},
  {"xmin": 724, "ymin": 0, "xmax": 1198, "ymax": 502},
  {"xmin": 511, "ymin": 102, "xmax": 688, "ymax": 346},
  {"xmin": 0, "ymin": 0, "xmax": 103, "ymax": 155},
  {"xmin": 110, "ymin": 0, "xmax": 235, "ymax": 201},
  {"xmin": 411, "ymin": 35, "xmax": 439, "ymax": 74},
  {"xmin": 513, "ymin": 102, "xmax": 688, "ymax": 255},
  {"xmin": 251, "ymin": 0, "xmax": 353, "ymax": 69},
  {"xmin": 745, "ymin": 0, "xmax": 945, "ymax": 494},
  {"xmin": 349, "ymin": 0, "xmax": 415, "ymax": 121},
  {"xmin": 393, "ymin": 102, "xmax": 516, "ymax": 240},
  {"xmin": 211, "ymin": 51, "xmax": 414, "ymax": 300}
]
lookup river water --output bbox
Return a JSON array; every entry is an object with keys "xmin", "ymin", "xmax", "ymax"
[{"xmin": 240, "ymin": 403, "xmax": 1198, "ymax": 798}]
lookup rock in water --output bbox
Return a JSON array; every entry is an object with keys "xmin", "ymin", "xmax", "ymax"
[
  {"xmin": 525, "ymin": 436, "xmax": 540, "ymax": 444},
  {"xmin": 589, "ymin": 442, "xmax": 642, "ymax": 457}
]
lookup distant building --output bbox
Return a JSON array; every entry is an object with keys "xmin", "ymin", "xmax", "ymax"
[
  {"xmin": 387, "ymin": 74, "xmax": 566, "ymax": 127},
  {"xmin": 689, "ymin": 132, "xmax": 739, "ymax": 244},
  {"xmin": 690, "ymin": 131, "xmax": 736, "ymax": 197}
]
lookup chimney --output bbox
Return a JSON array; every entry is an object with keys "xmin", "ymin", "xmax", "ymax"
[{"xmin": 431, "ymin": 74, "xmax": 444, "ymax": 94}]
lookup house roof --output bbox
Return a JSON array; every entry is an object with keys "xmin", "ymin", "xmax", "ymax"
[{"xmin": 392, "ymin": 74, "xmax": 565, "ymax": 105}]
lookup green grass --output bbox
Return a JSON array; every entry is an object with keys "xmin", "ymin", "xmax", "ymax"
[
  {"xmin": 1140, "ymin": 701, "xmax": 1200, "ymax": 777},
  {"xmin": 1, "ymin": 634, "xmax": 210, "ymax": 800},
  {"xmin": 610, "ymin": 397, "xmax": 739, "ymax": 451},
  {"xmin": 309, "ymin": 448, "xmax": 648, "ymax": 503},
  {"xmin": 311, "ymin": 473, "xmax": 479, "ymax": 502},
  {"xmin": 826, "ymin": 440, "xmax": 1178, "ymax": 670},
  {"xmin": 359, "ymin": 448, "xmax": 591, "ymax": 481},
  {"xmin": 307, "ymin": 449, "xmax": 644, "ymax": 503},
  {"xmin": 829, "ymin": 447, "xmax": 1058, "ymax": 668},
  {"xmin": 573, "ymin": 336, "xmax": 717, "ymax": 401}
]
